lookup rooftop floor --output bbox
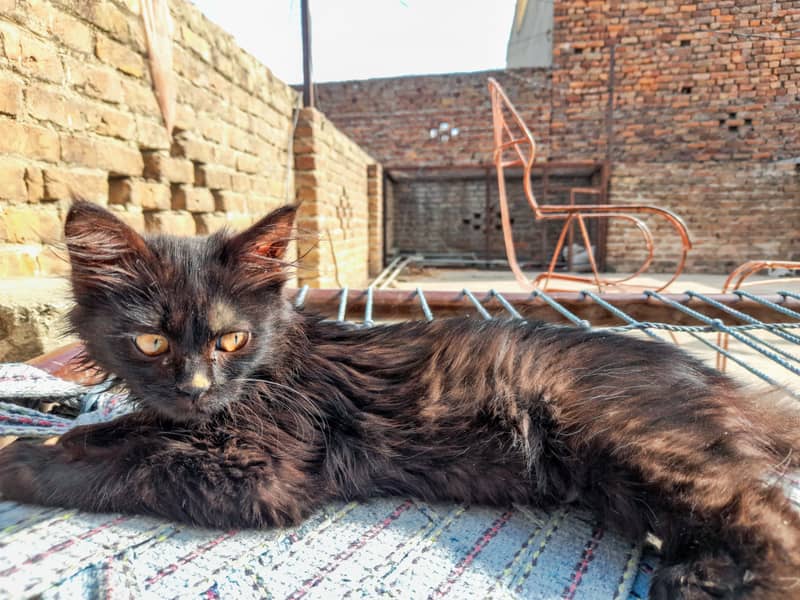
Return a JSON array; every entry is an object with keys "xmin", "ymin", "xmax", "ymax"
[{"xmin": 388, "ymin": 267, "xmax": 797, "ymax": 295}]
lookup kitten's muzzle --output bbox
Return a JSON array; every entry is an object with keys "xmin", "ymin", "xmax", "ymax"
[{"xmin": 176, "ymin": 372, "xmax": 211, "ymax": 399}]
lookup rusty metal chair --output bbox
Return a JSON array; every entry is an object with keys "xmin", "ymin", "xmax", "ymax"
[
  {"xmin": 716, "ymin": 260, "xmax": 800, "ymax": 373},
  {"xmin": 488, "ymin": 77, "xmax": 692, "ymax": 292}
]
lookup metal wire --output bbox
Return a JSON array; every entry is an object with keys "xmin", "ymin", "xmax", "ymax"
[
  {"xmin": 532, "ymin": 290, "xmax": 591, "ymax": 329},
  {"xmin": 337, "ymin": 286, "xmax": 349, "ymax": 323},
  {"xmin": 294, "ymin": 286, "xmax": 798, "ymax": 392},
  {"xmin": 490, "ymin": 290, "xmax": 524, "ymax": 320},
  {"xmin": 462, "ymin": 289, "xmax": 493, "ymax": 321},
  {"xmin": 415, "ymin": 287, "xmax": 434, "ymax": 322},
  {"xmin": 647, "ymin": 291, "xmax": 800, "ymax": 378},
  {"xmin": 735, "ymin": 290, "xmax": 800, "ymax": 321}
]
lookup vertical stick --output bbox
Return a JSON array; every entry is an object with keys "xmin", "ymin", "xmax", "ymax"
[{"xmin": 301, "ymin": 0, "xmax": 314, "ymax": 108}]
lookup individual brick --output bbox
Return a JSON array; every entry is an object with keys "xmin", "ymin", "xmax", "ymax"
[
  {"xmin": 27, "ymin": 85, "xmax": 84, "ymax": 130},
  {"xmin": 0, "ymin": 158, "xmax": 27, "ymax": 203},
  {"xmin": 212, "ymin": 190, "xmax": 246, "ymax": 213},
  {"xmin": 171, "ymin": 184, "xmax": 214, "ymax": 212},
  {"xmin": 88, "ymin": 105, "xmax": 137, "ymax": 140},
  {"xmin": 95, "ymin": 34, "xmax": 144, "ymax": 77},
  {"xmin": 50, "ymin": 8, "xmax": 94, "ymax": 53},
  {"xmin": 17, "ymin": 33, "xmax": 64, "ymax": 82},
  {"xmin": 0, "ymin": 205, "xmax": 62, "ymax": 243},
  {"xmin": 0, "ymin": 119, "xmax": 60, "ymax": 162},
  {"xmin": 43, "ymin": 168, "xmax": 108, "ymax": 204},
  {"xmin": 193, "ymin": 164, "xmax": 231, "ymax": 190},
  {"xmin": 142, "ymin": 152, "xmax": 194, "ymax": 183},
  {"xmin": 109, "ymin": 178, "xmax": 170, "ymax": 210},
  {"xmin": 25, "ymin": 167, "xmax": 44, "ymax": 203},
  {"xmin": 0, "ymin": 74, "xmax": 22, "ymax": 116},
  {"xmin": 194, "ymin": 212, "xmax": 228, "ymax": 235},
  {"xmin": 69, "ymin": 62, "xmax": 124, "ymax": 104},
  {"xmin": 144, "ymin": 210, "xmax": 196, "ymax": 236}
]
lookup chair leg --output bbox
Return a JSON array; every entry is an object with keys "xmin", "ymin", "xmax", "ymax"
[
  {"xmin": 538, "ymin": 215, "xmax": 576, "ymax": 290},
  {"xmin": 576, "ymin": 214, "xmax": 602, "ymax": 290}
]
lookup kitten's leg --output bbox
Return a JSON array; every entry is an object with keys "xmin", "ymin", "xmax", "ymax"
[
  {"xmin": 646, "ymin": 483, "xmax": 800, "ymax": 600},
  {"xmin": 0, "ymin": 414, "xmax": 319, "ymax": 528}
]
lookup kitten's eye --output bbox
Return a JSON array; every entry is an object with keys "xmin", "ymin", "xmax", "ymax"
[
  {"xmin": 134, "ymin": 333, "xmax": 170, "ymax": 356},
  {"xmin": 216, "ymin": 331, "xmax": 249, "ymax": 352}
]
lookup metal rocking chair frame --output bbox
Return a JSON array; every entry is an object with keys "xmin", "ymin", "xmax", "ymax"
[{"xmin": 488, "ymin": 77, "xmax": 692, "ymax": 292}]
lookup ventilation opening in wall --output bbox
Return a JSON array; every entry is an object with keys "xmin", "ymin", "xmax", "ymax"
[
  {"xmin": 495, "ymin": 213, "xmax": 515, "ymax": 230},
  {"xmin": 680, "ymin": 39, "xmax": 691, "ymax": 47},
  {"xmin": 745, "ymin": 118, "xmax": 753, "ymax": 126},
  {"xmin": 574, "ymin": 47, "xmax": 583, "ymax": 55},
  {"xmin": 681, "ymin": 86, "xmax": 692, "ymax": 95},
  {"xmin": 729, "ymin": 125, "xmax": 739, "ymax": 133}
]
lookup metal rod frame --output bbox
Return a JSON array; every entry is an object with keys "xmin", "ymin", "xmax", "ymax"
[{"xmin": 487, "ymin": 77, "xmax": 693, "ymax": 293}]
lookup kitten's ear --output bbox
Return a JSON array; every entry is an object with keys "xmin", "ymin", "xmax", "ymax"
[
  {"xmin": 65, "ymin": 200, "xmax": 153, "ymax": 294},
  {"xmin": 224, "ymin": 205, "xmax": 297, "ymax": 262},
  {"xmin": 221, "ymin": 205, "xmax": 297, "ymax": 288}
]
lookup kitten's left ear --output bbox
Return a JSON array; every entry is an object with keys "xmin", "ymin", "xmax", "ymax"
[
  {"xmin": 65, "ymin": 200, "xmax": 155, "ymax": 295},
  {"xmin": 221, "ymin": 205, "xmax": 297, "ymax": 286}
]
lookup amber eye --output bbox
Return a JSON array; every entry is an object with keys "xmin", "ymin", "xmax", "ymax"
[
  {"xmin": 134, "ymin": 333, "xmax": 170, "ymax": 356},
  {"xmin": 216, "ymin": 331, "xmax": 249, "ymax": 352}
]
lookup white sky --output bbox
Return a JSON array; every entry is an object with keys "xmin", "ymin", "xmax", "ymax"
[{"xmin": 189, "ymin": 1, "xmax": 517, "ymax": 85}]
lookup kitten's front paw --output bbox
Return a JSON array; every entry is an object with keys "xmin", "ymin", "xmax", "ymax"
[
  {"xmin": 649, "ymin": 553, "xmax": 757, "ymax": 600},
  {"xmin": 0, "ymin": 441, "xmax": 48, "ymax": 503}
]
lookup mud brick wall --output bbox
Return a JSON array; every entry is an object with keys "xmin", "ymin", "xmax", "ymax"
[
  {"xmin": 0, "ymin": 0, "xmax": 384, "ymax": 287},
  {"xmin": 551, "ymin": 0, "xmax": 800, "ymax": 271},
  {"xmin": 551, "ymin": 0, "xmax": 799, "ymax": 163},
  {"xmin": 0, "ymin": 0, "xmax": 299, "ymax": 278},
  {"xmin": 294, "ymin": 108, "xmax": 380, "ymax": 288}
]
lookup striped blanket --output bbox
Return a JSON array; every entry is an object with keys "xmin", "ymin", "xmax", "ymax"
[{"xmin": 12, "ymin": 362, "xmax": 792, "ymax": 599}]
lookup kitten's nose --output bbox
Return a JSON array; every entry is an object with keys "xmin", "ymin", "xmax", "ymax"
[{"xmin": 176, "ymin": 371, "xmax": 211, "ymax": 399}]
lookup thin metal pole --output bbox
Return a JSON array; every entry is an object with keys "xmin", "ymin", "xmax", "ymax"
[
  {"xmin": 301, "ymin": 0, "xmax": 314, "ymax": 108},
  {"xmin": 605, "ymin": 40, "xmax": 616, "ymax": 163}
]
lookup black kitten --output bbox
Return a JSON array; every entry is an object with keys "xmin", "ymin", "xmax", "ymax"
[{"xmin": 1, "ymin": 201, "xmax": 799, "ymax": 600}]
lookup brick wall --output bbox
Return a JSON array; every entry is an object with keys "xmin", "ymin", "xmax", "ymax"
[
  {"xmin": 294, "ymin": 108, "xmax": 380, "ymax": 288},
  {"xmin": 392, "ymin": 172, "xmax": 597, "ymax": 265},
  {"xmin": 314, "ymin": 69, "xmax": 553, "ymax": 167},
  {"xmin": 550, "ymin": 0, "xmax": 799, "ymax": 163},
  {"xmin": 0, "ymin": 0, "xmax": 384, "ymax": 288},
  {"xmin": 608, "ymin": 162, "xmax": 800, "ymax": 273},
  {"xmin": 0, "ymin": 0, "xmax": 300, "ymax": 278},
  {"xmin": 314, "ymin": 0, "xmax": 800, "ymax": 273}
]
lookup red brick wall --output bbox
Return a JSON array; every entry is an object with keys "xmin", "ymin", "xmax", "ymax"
[
  {"xmin": 314, "ymin": 0, "xmax": 800, "ymax": 272},
  {"xmin": 314, "ymin": 69, "xmax": 553, "ymax": 167},
  {"xmin": 550, "ymin": 0, "xmax": 799, "ymax": 162}
]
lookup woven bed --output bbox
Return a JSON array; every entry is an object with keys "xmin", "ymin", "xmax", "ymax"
[{"xmin": 0, "ymin": 363, "xmax": 664, "ymax": 599}]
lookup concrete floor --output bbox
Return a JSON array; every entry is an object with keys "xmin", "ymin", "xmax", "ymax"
[{"xmin": 389, "ymin": 267, "xmax": 798, "ymax": 294}]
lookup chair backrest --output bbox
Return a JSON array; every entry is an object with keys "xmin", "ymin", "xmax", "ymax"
[{"xmin": 487, "ymin": 77, "xmax": 540, "ymax": 214}]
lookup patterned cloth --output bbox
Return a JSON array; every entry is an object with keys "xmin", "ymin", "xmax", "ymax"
[{"xmin": 1, "ymin": 364, "xmax": 794, "ymax": 599}]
